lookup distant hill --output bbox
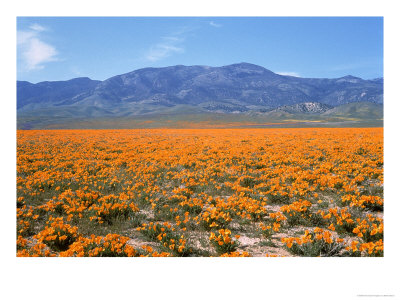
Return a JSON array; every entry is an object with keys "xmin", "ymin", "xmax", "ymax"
[
  {"xmin": 272, "ymin": 102, "xmax": 333, "ymax": 114},
  {"xmin": 17, "ymin": 77, "xmax": 101, "ymax": 110},
  {"xmin": 322, "ymin": 101, "xmax": 383, "ymax": 119},
  {"xmin": 17, "ymin": 63, "xmax": 383, "ymax": 129}
]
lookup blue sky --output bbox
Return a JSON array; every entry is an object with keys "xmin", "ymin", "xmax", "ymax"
[{"xmin": 17, "ymin": 17, "xmax": 383, "ymax": 83}]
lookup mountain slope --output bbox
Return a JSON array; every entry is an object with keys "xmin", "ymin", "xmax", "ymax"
[
  {"xmin": 272, "ymin": 102, "xmax": 333, "ymax": 114},
  {"xmin": 17, "ymin": 77, "xmax": 101, "ymax": 110},
  {"xmin": 17, "ymin": 63, "xmax": 383, "ymax": 128},
  {"xmin": 17, "ymin": 63, "xmax": 383, "ymax": 114},
  {"xmin": 322, "ymin": 101, "xmax": 383, "ymax": 119}
]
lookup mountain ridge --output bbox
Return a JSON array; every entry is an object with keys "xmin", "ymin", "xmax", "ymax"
[
  {"xmin": 17, "ymin": 63, "xmax": 383, "ymax": 128},
  {"xmin": 18, "ymin": 62, "xmax": 383, "ymax": 111}
]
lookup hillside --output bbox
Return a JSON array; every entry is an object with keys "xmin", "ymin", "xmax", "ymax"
[{"xmin": 17, "ymin": 63, "xmax": 383, "ymax": 129}]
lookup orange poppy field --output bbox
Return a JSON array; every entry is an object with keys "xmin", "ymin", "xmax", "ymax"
[{"xmin": 16, "ymin": 127, "xmax": 383, "ymax": 257}]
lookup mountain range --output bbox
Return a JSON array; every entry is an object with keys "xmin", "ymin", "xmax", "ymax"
[{"xmin": 17, "ymin": 63, "xmax": 383, "ymax": 129}]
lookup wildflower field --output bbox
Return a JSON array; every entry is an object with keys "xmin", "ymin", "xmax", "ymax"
[{"xmin": 16, "ymin": 128, "xmax": 383, "ymax": 257}]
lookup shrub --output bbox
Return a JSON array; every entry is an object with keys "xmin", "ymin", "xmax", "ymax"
[
  {"xmin": 282, "ymin": 228, "xmax": 345, "ymax": 257},
  {"xmin": 209, "ymin": 229, "xmax": 239, "ymax": 255},
  {"xmin": 34, "ymin": 217, "xmax": 79, "ymax": 252}
]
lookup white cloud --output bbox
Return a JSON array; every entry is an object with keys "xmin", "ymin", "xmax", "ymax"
[
  {"xmin": 23, "ymin": 38, "xmax": 58, "ymax": 70},
  {"xmin": 209, "ymin": 21, "xmax": 222, "ymax": 28},
  {"xmin": 161, "ymin": 36, "xmax": 182, "ymax": 43},
  {"xmin": 17, "ymin": 24, "xmax": 58, "ymax": 71},
  {"xmin": 145, "ymin": 30, "xmax": 188, "ymax": 62},
  {"xmin": 277, "ymin": 71, "xmax": 301, "ymax": 77},
  {"xmin": 29, "ymin": 23, "xmax": 46, "ymax": 32},
  {"xmin": 17, "ymin": 31, "xmax": 36, "ymax": 45},
  {"xmin": 146, "ymin": 43, "xmax": 184, "ymax": 62},
  {"xmin": 144, "ymin": 25, "xmax": 200, "ymax": 63}
]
